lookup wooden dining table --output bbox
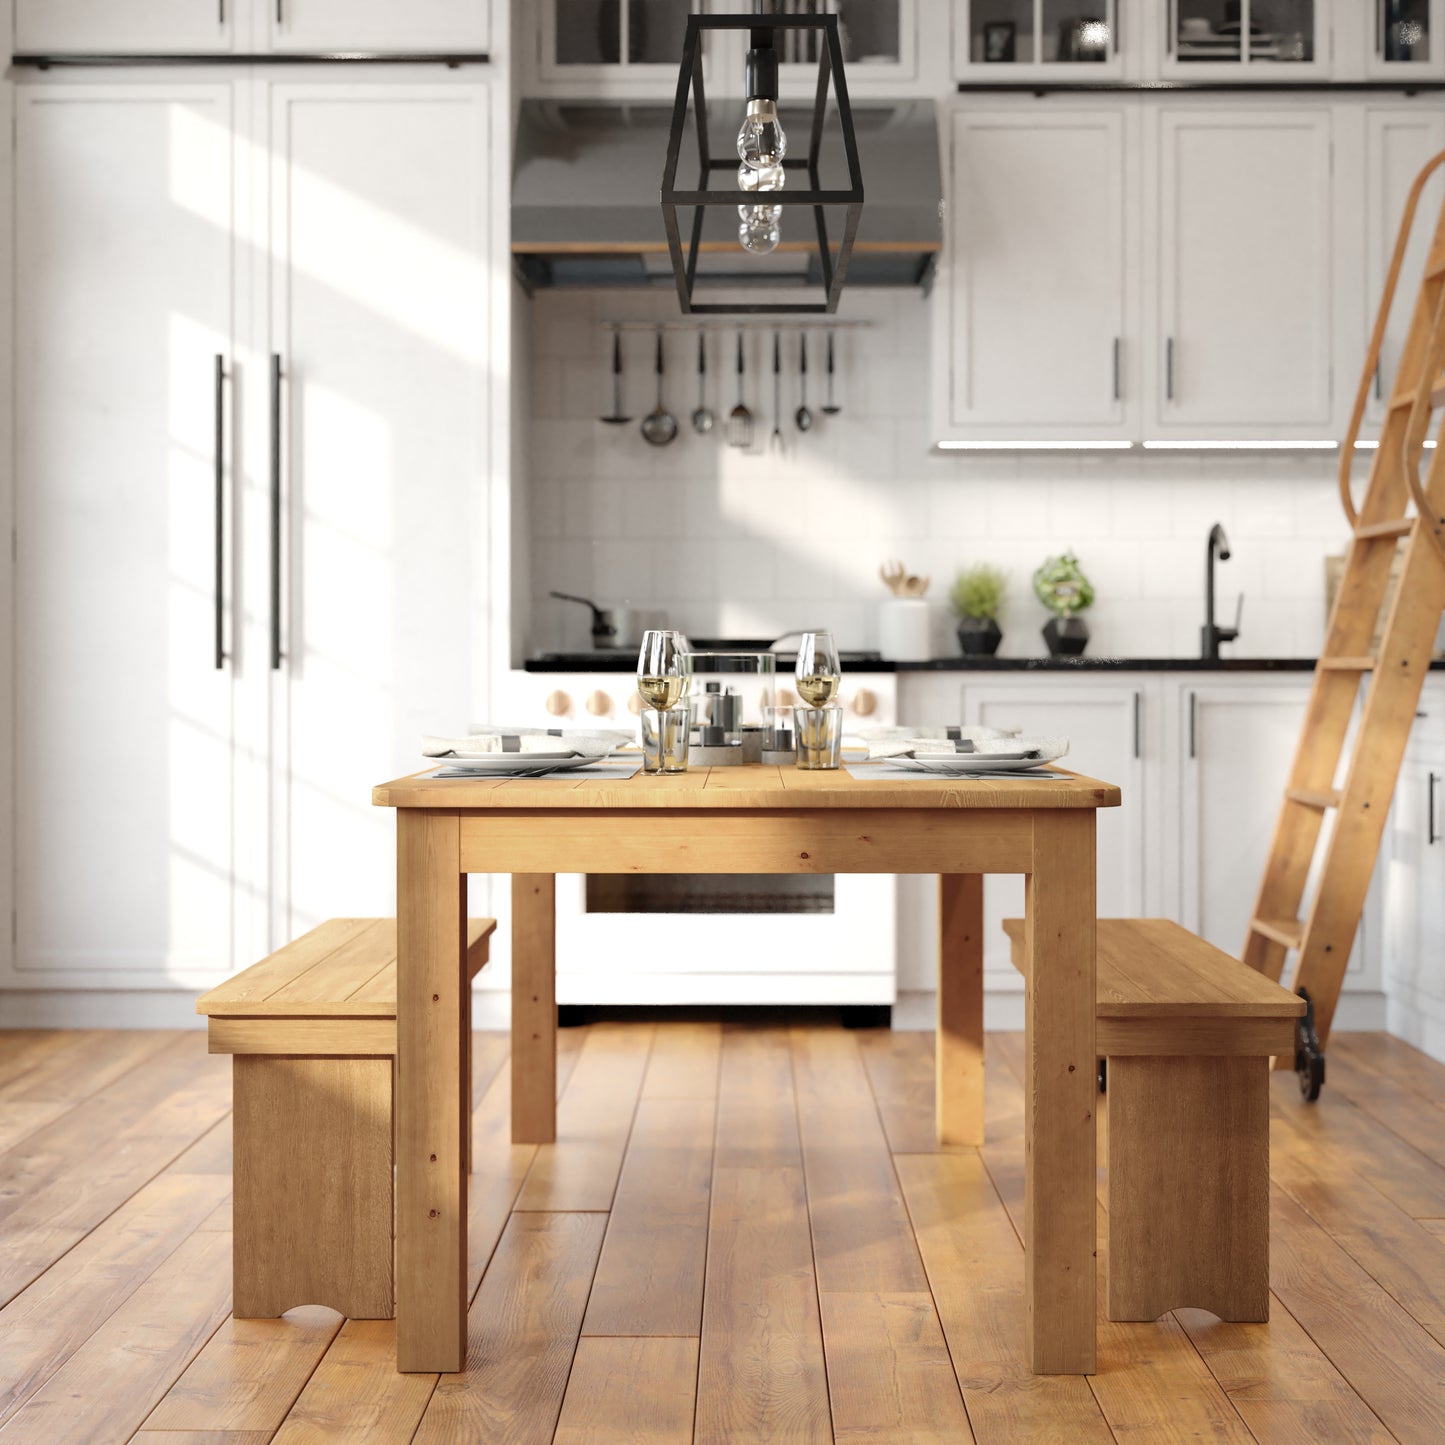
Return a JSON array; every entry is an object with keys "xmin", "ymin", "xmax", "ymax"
[{"xmin": 373, "ymin": 760, "xmax": 1120, "ymax": 1377}]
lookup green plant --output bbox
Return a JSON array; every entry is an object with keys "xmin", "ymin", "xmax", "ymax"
[
  {"xmin": 1032, "ymin": 552, "xmax": 1095, "ymax": 619},
  {"xmin": 949, "ymin": 564, "xmax": 1008, "ymax": 622}
]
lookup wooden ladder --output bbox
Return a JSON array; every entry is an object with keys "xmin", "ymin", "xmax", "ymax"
[{"xmin": 1243, "ymin": 149, "xmax": 1445, "ymax": 1099}]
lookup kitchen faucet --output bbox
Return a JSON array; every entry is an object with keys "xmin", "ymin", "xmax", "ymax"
[{"xmin": 1201, "ymin": 523, "xmax": 1241, "ymax": 661}]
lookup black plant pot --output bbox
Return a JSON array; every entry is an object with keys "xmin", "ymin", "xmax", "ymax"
[
  {"xmin": 1042, "ymin": 616, "xmax": 1089, "ymax": 657},
  {"xmin": 956, "ymin": 617, "xmax": 1003, "ymax": 656}
]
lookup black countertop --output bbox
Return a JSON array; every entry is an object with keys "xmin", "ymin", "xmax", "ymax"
[{"xmin": 522, "ymin": 654, "xmax": 1383, "ymax": 674}]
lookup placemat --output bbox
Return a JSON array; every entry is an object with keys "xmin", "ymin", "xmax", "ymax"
[
  {"xmin": 425, "ymin": 759, "xmax": 644, "ymax": 781},
  {"xmin": 844, "ymin": 763, "xmax": 1068, "ymax": 782}
]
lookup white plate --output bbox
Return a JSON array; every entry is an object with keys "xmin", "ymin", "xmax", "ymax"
[
  {"xmin": 425, "ymin": 752, "xmax": 594, "ymax": 776},
  {"xmin": 889, "ymin": 755, "xmax": 1060, "ymax": 774}
]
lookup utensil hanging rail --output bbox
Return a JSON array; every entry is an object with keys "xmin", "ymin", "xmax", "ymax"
[
  {"xmin": 600, "ymin": 320, "xmax": 872, "ymax": 333},
  {"xmin": 12, "ymin": 52, "xmax": 491, "ymax": 68}
]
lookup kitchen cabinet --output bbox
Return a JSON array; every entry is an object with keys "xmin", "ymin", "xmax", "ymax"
[
  {"xmin": 5, "ymin": 75, "xmax": 503, "ymax": 994},
  {"xmin": 1147, "ymin": 107, "xmax": 1336, "ymax": 440},
  {"xmin": 13, "ymin": 0, "xmax": 240, "ymax": 53},
  {"xmin": 1364, "ymin": 0, "xmax": 1445, "ymax": 78},
  {"xmin": 938, "ymin": 105, "xmax": 1139, "ymax": 442},
  {"xmin": 13, "ymin": 1, "xmax": 491, "ymax": 55},
  {"xmin": 11, "ymin": 82, "xmax": 253, "ymax": 988},
  {"xmin": 961, "ymin": 681, "xmax": 1151, "ymax": 980},
  {"xmin": 954, "ymin": 0, "xmax": 1127, "ymax": 80},
  {"xmin": 1383, "ymin": 689, "xmax": 1445, "ymax": 1056},
  {"xmin": 1363, "ymin": 106, "xmax": 1445, "ymax": 431},
  {"xmin": 264, "ymin": 0, "xmax": 491, "ymax": 53},
  {"xmin": 1157, "ymin": 0, "xmax": 1332, "ymax": 80},
  {"xmin": 528, "ymin": 0, "xmax": 701, "ymax": 95}
]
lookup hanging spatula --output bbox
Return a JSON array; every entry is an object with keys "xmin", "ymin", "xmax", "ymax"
[{"xmin": 727, "ymin": 330, "xmax": 753, "ymax": 449}]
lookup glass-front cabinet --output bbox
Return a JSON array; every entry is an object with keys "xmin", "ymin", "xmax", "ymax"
[
  {"xmin": 1159, "ymin": 0, "xmax": 1329, "ymax": 78},
  {"xmin": 533, "ymin": 0, "xmax": 699, "ymax": 91},
  {"xmin": 1364, "ymin": 0, "xmax": 1445, "ymax": 77},
  {"xmin": 955, "ymin": 0, "xmax": 1124, "ymax": 78},
  {"xmin": 767, "ymin": 0, "xmax": 922, "ymax": 88}
]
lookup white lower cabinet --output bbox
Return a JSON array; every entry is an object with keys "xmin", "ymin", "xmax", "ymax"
[{"xmin": 7, "ymin": 74, "xmax": 501, "ymax": 995}]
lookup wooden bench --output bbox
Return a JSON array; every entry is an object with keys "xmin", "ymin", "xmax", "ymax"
[
  {"xmin": 197, "ymin": 917, "xmax": 495, "ymax": 1321},
  {"xmin": 1002, "ymin": 917, "xmax": 1303, "ymax": 1323}
]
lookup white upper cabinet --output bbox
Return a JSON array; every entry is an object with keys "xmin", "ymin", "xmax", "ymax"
[
  {"xmin": 14, "ymin": 0, "xmax": 240, "ymax": 53},
  {"xmin": 11, "ymin": 83, "xmax": 255, "ymax": 988},
  {"xmin": 528, "ymin": 0, "xmax": 706, "ymax": 96},
  {"xmin": 937, "ymin": 105, "xmax": 1139, "ymax": 443},
  {"xmin": 13, "ymin": 0, "xmax": 491, "ymax": 54},
  {"xmin": 1147, "ymin": 107, "xmax": 1336, "ymax": 440},
  {"xmin": 1156, "ymin": 0, "xmax": 1332, "ymax": 80},
  {"xmin": 1363, "ymin": 107, "xmax": 1445, "ymax": 430},
  {"xmin": 954, "ymin": 0, "xmax": 1127, "ymax": 80},
  {"xmin": 263, "ymin": 0, "xmax": 490, "ymax": 52},
  {"xmin": 1363, "ymin": 0, "xmax": 1445, "ymax": 78}
]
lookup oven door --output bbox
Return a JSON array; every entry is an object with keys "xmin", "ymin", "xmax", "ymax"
[{"xmin": 554, "ymin": 871, "xmax": 896, "ymax": 1006}]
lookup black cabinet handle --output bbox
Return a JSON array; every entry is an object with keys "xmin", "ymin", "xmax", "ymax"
[
  {"xmin": 1112, "ymin": 337, "xmax": 1121, "ymax": 402},
  {"xmin": 1167, "ymin": 0, "xmax": 1176, "ymax": 55},
  {"xmin": 1132, "ymin": 690, "xmax": 1141, "ymax": 760},
  {"xmin": 1375, "ymin": 360, "xmax": 1383, "ymax": 402},
  {"xmin": 1430, "ymin": 772, "xmax": 1440, "ymax": 845},
  {"xmin": 277, "ymin": 0, "xmax": 284, "ymax": 24},
  {"xmin": 1188, "ymin": 690, "xmax": 1197, "ymax": 759},
  {"xmin": 1166, "ymin": 336, "xmax": 1175, "ymax": 402},
  {"xmin": 270, "ymin": 354, "xmax": 283, "ymax": 672},
  {"xmin": 214, "ymin": 354, "xmax": 226, "ymax": 671}
]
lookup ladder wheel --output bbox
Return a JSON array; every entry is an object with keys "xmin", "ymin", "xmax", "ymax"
[{"xmin": 1294, "ymin": 987, "xmax": 1326, "ymax": 1103}]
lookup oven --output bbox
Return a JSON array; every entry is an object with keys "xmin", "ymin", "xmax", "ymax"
[{"xmin": 499, "ymin": 663, "xmax": 898, "ymax": 1007}]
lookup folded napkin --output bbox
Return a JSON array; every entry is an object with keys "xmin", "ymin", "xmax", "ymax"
[
  {"xmin": 857, "ymin": 724, "xmax": 1022, "ymax": 745},
  {"xmin": 423, "ymin": 727, "xmax": 624, "ymax": 760},
  {"xmin": 866, "ymin": 734, "xmax": 1069, "ymax": 763}
]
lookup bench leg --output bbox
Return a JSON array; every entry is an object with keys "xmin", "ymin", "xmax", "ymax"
[
  {"xmin": 936, "ymin": 873, "xmax": 984, "ymax": 1147},
  {"xmin": 1107, "ymin": 1054, "xmax": 1269, "ymax": 1323},
  {"xmin": 512, "ymin": 874, "xmax": 557, "ymax": 1145},
  {"xmin": 232, "ymin": 1055, "xmax": 394, "ymax": 1320}
]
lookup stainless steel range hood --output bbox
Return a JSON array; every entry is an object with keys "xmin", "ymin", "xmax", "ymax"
[{"xmin": 512, "ymin": 98, "xmax": 941, "ymax": 291}]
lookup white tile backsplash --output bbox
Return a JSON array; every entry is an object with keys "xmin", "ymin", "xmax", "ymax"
[{"xmin": 521, "ymin": 290, "xmax": 1353, "ymax": 659}]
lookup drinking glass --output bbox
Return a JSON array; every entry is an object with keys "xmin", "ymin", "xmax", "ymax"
[
  {"xmin": 795, "ymin": 704, "xmax": 844, "ymax": 770},
  {"xmin": 640, "ymin": 706, "xmax": 690, "ymax": 774},
  {"xmin": 795, "ymin": 631, "xmax": 842, "ymax": 709},
  {"xmin": 761, "ymin": 703, "xmax": 796, "ymax": 764},
  {"xmin": 636, "ymin": 630, "xmax": 692, "ymax": 713}
]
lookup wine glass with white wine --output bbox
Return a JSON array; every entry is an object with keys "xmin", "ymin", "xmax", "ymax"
[
  {"xmin": 636, "ymin": 630, "xmax": 692, "ymax": 712},
  {"xmin": 794, "ymin": 631, "xmax": 841, "ymax": 708}
]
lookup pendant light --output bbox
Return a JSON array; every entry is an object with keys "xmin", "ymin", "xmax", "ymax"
[{"xmin": 660, "ymin": 9, "xmax": 864, "ymax": 315}]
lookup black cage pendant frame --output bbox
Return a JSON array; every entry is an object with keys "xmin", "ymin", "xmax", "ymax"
[{"xmin": 661, "ymin": 12, "xmax": 864, "ymax": 315}]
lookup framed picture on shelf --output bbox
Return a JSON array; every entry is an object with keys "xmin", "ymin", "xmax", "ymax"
[{"xmin": 983, "ymin": 21, "xmax": 1016, "ymax": 63}]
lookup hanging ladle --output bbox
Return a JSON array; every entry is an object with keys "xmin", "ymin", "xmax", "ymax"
[
  {"xmin": 795, "ymin": 332, "xmax": 813, "ymax": 432},
  {"xmin": 691, "ymin": 331, "xmax": 715, "ymax": 435},
  {"xmin": 822, "ymin": 331, "xmax": 842, "ymax": 416},
  {"xmin": 600, "ymin": 332, "xmax": 631, "ymax": 425},
  {"xmin": 640, "ymin": 330, "xmax": 678, "ymax": 447}
]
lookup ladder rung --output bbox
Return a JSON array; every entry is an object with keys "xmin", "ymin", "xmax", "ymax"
[
  {"xmin": 1427, "ymin": 250, "xmax": 1445, "ymax": 280},
  {"xmin": 1317, "ymin": 656, "xmax": 1376, "ymax": 671},
  {"xmin": 1355, "ymin": 517, "xmax": 1416, "ymax": 540},
  {"xmin": 1251, "ymin": 916, "xmax": 1304, "ymax": 951},
  {"xmin": 1286, "ymin": 787, "xmax": 1340, "ymax": 810}
]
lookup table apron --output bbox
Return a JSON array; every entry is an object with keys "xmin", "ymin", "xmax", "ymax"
[{"xmin": 455, "ymin": 808, "xmax": 1035, "ymax": 874}]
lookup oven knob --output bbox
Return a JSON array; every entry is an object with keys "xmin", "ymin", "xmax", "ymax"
[
  {"xmin": 626, "ymin": 692, "xmax": 642, "ymax": 716},
  {"xmin": 852, "ymin": 687, "xmax": 877, "ymax": 718},
  {"xmin": 585, "ymin": 690, "xmax": 611, "ymax": 717},
  {"xmin": 544, "ymin": 689, "xmax": 571, "ymax": 717}
]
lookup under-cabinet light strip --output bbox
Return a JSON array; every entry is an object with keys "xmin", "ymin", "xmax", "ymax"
[
  {"xmin": 935, "ymin": 440, "xmax": 1135, "ymax": 451},
  {"xmin": 1141, "ymin": 439, "xmax": 1338, "ymax": 451},
  {"xmin": 936, "ymin": 438, "xmax": 1437, "ymax": 453}
]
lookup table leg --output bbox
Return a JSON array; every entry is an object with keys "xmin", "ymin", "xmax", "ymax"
[
  {"xmin": 395, "ymin": 809, "xmax": 468, "ymax": 1374},
  {"xmin": 511, "ymin": 874, "xmax": 557, "ymax": 1145},
  {"xmin": 1024, "ymin": 811, "xmax": 1097, "ymax": 1375},
  {"xmin": 936, "ymin": 873, "xmax": 984, "ymax": 1147}
]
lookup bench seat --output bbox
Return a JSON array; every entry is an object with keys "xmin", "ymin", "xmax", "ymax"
[
  {"xmin": 1003, "ymin": 917, "xmax": 1303, "ymax": 1324},
  {"xmin": 197, "ymin": 917, "xmax": 495, "ymax": 1321}
]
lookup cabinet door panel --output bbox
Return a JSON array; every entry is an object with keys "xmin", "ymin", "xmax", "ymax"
[
  {"xmin": 1154, "ymin": 109, "xmax": 1334, "ymax": 434},
  {"xmin": 15, "ymin": 0, "xmax": 236, "ymax": 53},
  {"xmin": 1365, "ymin": 108, "xmax": 1445, "ymax": 427},
  {"xmin": 267, "ymin": 83, "xmax": 492, "ymax": 935},
  {"xmin": 14, "ymin": 86, "xmax": 243, "ymax": 984},
  {"xmin": 267, "ymin": 0, "xmax": 490, "ymax": 52},
  {"xmin": 964, "ymin": 685, "xmax": 1147, "ymax": 978},
  {"xmin": 947, "ymin": 108, "xmax": 1134, "ymax": 436}
]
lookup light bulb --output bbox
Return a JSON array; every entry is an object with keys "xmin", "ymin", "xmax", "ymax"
[
  {"xmin": 739, "ymin": 213, "xmax": 781, "ymax": 255},
  {"xmin": 737, "ymin": 160, "xmax": 784, "ymax": 224},
  {"xmin": 737, "ymin": 99, "xmax": 786, "ymax": 171}
]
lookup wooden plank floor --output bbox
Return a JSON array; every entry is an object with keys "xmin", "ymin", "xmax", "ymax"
[{"xmin": 1, "ymin": 1025, "xmax": 1444, "ymax": 1442}]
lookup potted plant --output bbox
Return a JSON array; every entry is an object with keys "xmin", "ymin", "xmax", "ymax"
[
  {"xmin": 1033, "ymin": 551, "xmax": 1094, "ymax": 656},
  {"xmin": 949, "ymin": 564, "xmax": 1007, "ymax": 656}
]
